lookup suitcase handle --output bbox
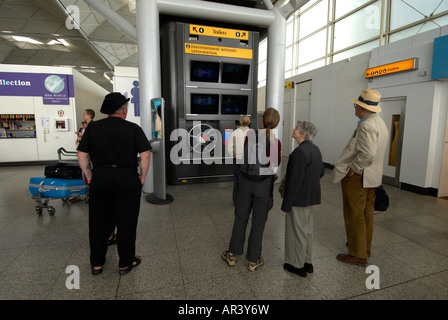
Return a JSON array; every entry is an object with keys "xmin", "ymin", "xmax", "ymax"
[
  {"xmin": 58, "ymin": 147, "xmax": 78, "ymax": 162},
  {"xmin": 38, "ymin": 181, "xmax": 48, "ymax": 192}
]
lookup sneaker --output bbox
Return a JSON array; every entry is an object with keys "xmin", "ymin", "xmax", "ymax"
[
  {"xmin": 247, "ymin": 257, "xmax": 264, "ymax": 272},
  {"xmin": 222, "ymin": 250, "xmax": 236, "ymax": 267}
]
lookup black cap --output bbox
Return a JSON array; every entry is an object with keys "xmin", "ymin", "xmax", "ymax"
[{"xmin": 100, "ymin": 92, "xmax": 130, "ymax": 115}]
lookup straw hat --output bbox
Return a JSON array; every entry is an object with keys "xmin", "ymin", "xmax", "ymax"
[{"xmin": 351, "ymin": 89, "xmax": 381, "ymax": 113}]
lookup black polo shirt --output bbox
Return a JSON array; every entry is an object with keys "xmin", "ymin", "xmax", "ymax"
[{"xmin": 77, "ymin": 117, "xmax": 151, "ymax": 169}]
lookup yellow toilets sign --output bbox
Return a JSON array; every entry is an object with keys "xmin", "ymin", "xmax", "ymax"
[
  {"xmin": 189, "ymin": 24, "xmax": 249, "ymax": 41},
  {"xmin": 185, "ymin": 43, "xmax": 253, "ymax": 60}
]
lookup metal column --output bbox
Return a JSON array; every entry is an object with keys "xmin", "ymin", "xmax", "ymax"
[
  {"xmin": 266, "ymin": 6, "xmax": 286, "ymax": 178},
  {"xmin": 136, "ymin": 0, "xmax": 162, "ymax": 193}
]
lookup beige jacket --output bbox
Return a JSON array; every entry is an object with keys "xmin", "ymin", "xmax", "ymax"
[
  {"xmin": 227, "ymin": 126, "xmax": 252, "ymax": 159},
  {"xmin": 331, "ymin": 113, "xmax": 388, "ymax": 188}
]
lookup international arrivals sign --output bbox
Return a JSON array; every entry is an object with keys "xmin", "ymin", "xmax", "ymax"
[
  {"xmin": 0, "ymin": 72, "xmax": 74, "ymax": 105},
  {"xmin": 185, "ymin": 43, "xmax": 253, "ymax": 59}
]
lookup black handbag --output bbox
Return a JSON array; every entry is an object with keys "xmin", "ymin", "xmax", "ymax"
[{"xmin": 374, "ymin": 185, "xmax": 389, "ymax": 212}]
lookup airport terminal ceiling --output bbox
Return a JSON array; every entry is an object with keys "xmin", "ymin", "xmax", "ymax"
[{"xmin": 0, "ymin": 0, "xmax": 277, "ymax": 91}]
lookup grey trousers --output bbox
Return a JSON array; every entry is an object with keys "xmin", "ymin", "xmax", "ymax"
[
  {"xmin": 285, "ymin": 206, "xmax": 314, "ymax": 268},
  {"xmin": 229, "ymin": 173, "xmax": 273, "ymax": 262}
]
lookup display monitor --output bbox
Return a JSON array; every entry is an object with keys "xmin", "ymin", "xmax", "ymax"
[
  {"xmin": 221, "ymin": 95, "xmax": 248, "ymax": 115},
  {"xmin": 191, "ymin": 94, "xmax": 219, "ymax": 114},
  {"xmin": 221, "ymin": 63, "xmax": 250, "ymax": 84},
  {"xmin": 190, "ymin": 61, "xmax": 220, "ymax": 83},
  {"xmin": 152, "ymin": 98, "xmax": 162, "ymax": 139}
]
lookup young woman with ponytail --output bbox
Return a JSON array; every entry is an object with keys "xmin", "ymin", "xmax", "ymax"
[{"xmin": 222, "ymin": 107, "xmax": 282, "ymax": 272}]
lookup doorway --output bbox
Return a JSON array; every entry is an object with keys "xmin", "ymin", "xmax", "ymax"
[
  {"xmin": 379, "ymin": 97, "xmax": 406, "ymax": 187},
  {"xmin": 290, "ymin": 80, "xmax": 312, "ymax": 152},
  {"xmin": 438, "ymin": 111, "xmax": 448, "ymax": 198}
]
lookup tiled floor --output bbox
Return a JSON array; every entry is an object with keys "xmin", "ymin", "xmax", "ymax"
[{"xmin": 0, "ymin": 162, "xmax": 448, "ymax": 300}]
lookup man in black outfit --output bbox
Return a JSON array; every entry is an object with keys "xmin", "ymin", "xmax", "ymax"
[{"xmin": 77, "ymin": 92, "xmax": 151, "ymax": 275}]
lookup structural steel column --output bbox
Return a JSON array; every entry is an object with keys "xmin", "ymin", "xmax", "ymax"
[
  {"xmin": 83, "ymin": 0, "xmax": 137, "ymax": 40},
  {"xmin": 266, "ymin": 6, "xmax": 286, "ymax": 176},
  {"xmin": 136, "ymin": 0, "xmax": 161, "ymax": 193}
]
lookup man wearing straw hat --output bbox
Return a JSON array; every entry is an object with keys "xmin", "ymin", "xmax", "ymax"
[{"xmin": 331, "ymin": 89, "xmax": 388, "ymax": 266}]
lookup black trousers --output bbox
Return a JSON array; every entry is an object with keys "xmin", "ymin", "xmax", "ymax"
[
  {"xmin": 89, "ymin": 167, "xmax": 142, "ymax": 268},
  {"xmin": 229, "ymin": 173, "xmax": 273, "ymax": 262}
]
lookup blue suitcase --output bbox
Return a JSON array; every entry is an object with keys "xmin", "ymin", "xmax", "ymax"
[{"xmin": 29, "ymin": 177, "xmax": 87, "ymax": 198}]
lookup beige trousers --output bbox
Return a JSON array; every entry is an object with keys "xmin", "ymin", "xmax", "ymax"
[{"xmin": 285, "ymin": 206, "xmax": 313, "ymax": 268}]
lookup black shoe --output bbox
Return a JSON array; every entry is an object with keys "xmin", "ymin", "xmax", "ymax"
[
  {"xmin": 119, "ymin": 256, "xmax": 141, "ymax": 275},
  {"xmin": 304, "ymin": 263, "xmax": 313, "ymax": 273},
  {"xmin": 283, "ymin": 263, "xmax": 307, "ymax": 277},
  {"xmin": 91, "ymin": 266, "xmax": 103, "ymax": 275}
]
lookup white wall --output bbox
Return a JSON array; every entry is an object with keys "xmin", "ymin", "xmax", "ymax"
[
  {"xmin": 72, "ymin": 69, "xmax": 109, "ymax": 130},
  {"xmin": 368, "ymin": 26, "xmax": 448, "ymax": 189},
  {"xmin": 260, "ymin": 26, "xmax": 448, "ymax": 191},
  {"xmin": 113, "ymin": 66, "xmax": 141, "ymax": 126},
  {"xmin": 0, "ymin": 64, "xmax": 110, "ymax": 163},
  {"xmin": 0, "ymin": 64, "xmax": 77, "ymax": 162}
]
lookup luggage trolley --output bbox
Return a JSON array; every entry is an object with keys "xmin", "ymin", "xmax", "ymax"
[{"xmin": 29, "ymin": 148, "xmax": 89, "ymax": 216}]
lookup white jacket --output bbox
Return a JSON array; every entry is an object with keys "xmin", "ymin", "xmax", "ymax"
[{"xmin": 227, "ymin": 126, "xmax": 252, "ymax": 159}]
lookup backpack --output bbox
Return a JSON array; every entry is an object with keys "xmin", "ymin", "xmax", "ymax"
[
  {"xmin": 374, "ymin": 185, "xmax": 389, "ymax": 212},
  {"xmin": 240, "ymin": 131, "xmax": 277, "ymax": 177}
]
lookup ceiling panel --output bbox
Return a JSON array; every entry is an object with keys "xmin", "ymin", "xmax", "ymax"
[{"xmin": 0, "ymin": 0, "xmax": 272, "ymax": 91}]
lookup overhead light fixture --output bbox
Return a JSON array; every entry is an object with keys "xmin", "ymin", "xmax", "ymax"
[
  {"xmin": 12, "ymin": 36, "xmax": 43, "ymax": 44},
  {"xmin": 47, "ymin": 38, "xmax": 70, "ymax": 46},
  {"xmin": 57, "ymin": 38, "xmax": 70, "ymax": 46},
  {"xmin": 103, "ymin": 72, "xmax": 114, "ymax": 85}
]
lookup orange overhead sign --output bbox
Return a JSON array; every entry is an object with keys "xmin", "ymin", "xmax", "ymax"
[
  {"xmin": 185, "ymin": 43, "xmax": 253, "ymax": 59},
  {"xmin": 365, "ymin": 58, "xmax": 418, "ymax": 78},
  {"xmin": 189, "ymin": 24, "xmax": 249, "ymax": 41}
]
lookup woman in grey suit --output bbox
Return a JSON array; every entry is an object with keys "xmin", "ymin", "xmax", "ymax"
[{"xmin": 281, "ymin": 121, "xmax": 325, "ymax": 277}]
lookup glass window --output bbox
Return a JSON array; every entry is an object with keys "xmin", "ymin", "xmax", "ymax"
[
  {"xmin": 299, "ymin": 0, "xmax": 328, "ymax": 39},
  {"xmin": 335, "ymin": 0, "xmax": 372, "ymax": 19},
  {"xmin": 434, "ymin": 1, "xmax": 448, "ymax": 15},
  {"xmin": 400, "ymin": 0, "xmax": 444, "ymax": 16},
  {"xmin": 389, "ymin": 23, "xmax": 422, "ymax": 42},
  {"xmin": 285, "ymin": 45, "xmax": 293, "ymax": 72},
  {"xmin": 332, "ymin": 40, "xmax": 379, "ymax": 63},
  {"xmin": 389, "ymin": 20, "xmax": 442, "ymax": 43},
  {"xmin": 297, "ymin": 59, "xmax": 325, "ymax": 74},
  {"xmin": 298, "ymin": 29, "xmax": 327, "ymax": 66},
  {"xmin": 434, "ymin": 14, "xmax": 448, "ymax": 27},
  {"xmin": 333, "ymin": 1, "xmax": 381, "ymax": 52},
  {"xmin": 390, "ymin": 0, "xmax": 425, "ymax": 30},
  {"xmin": 299, "ymin": 0, "xmax": 318, "ymax": 13},
  {"xmin": 258, "ymin": 38, "xmax": 267, "ymax": 62},
  {"xmin": 258, "ymin": 60, "xmax": 267, "ymax": 82},
  {"xmin": 286, "ymin": 21, "xmax": 294, "ymax": 47}
]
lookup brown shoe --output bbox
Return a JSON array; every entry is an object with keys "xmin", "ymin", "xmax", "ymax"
[
  {"xmin": 346, "ymin": 242, "xmax": 371, "ymax": 257},
  {"xmin": 336, "ymin": 253, "xmax": 367, "ymax": 266}
]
